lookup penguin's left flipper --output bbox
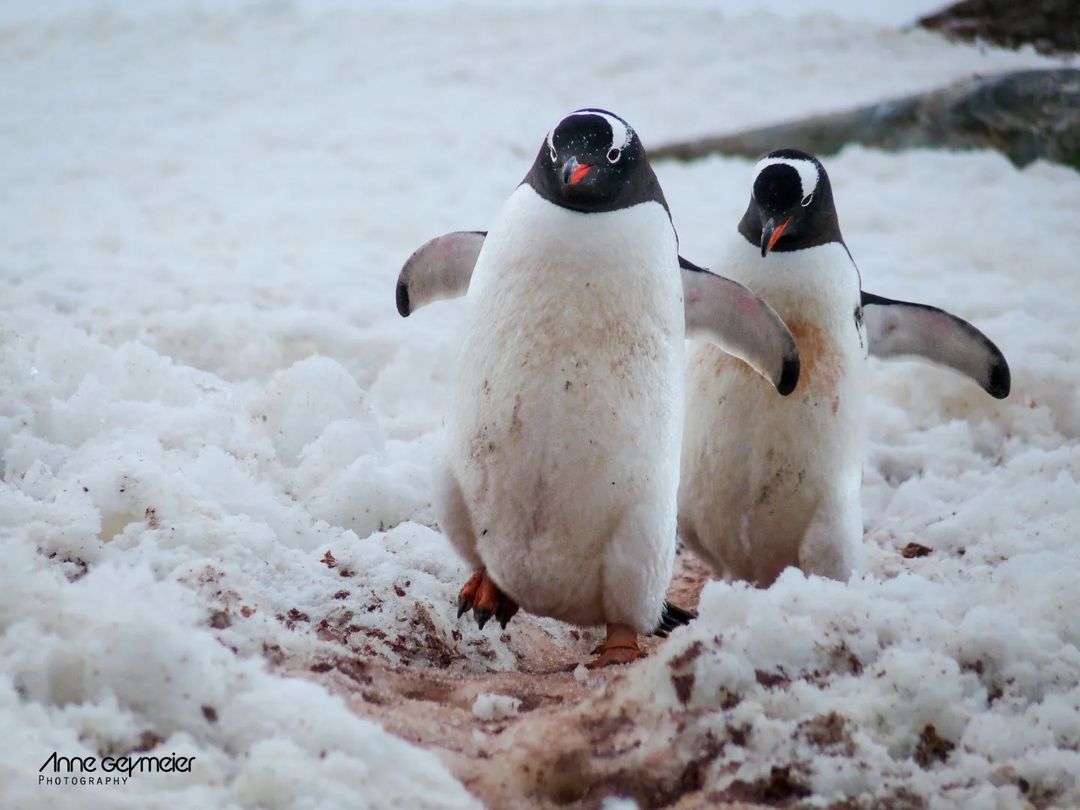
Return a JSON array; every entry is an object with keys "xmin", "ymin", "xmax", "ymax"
[
  {"xmin": 861, "ymin": 291, "xmax": 1010, "ymax": 399},
  {"xmin": 681, "ymin": 256, "xmax": 801, "ymax": 396},
  {"xmin": 396, "ymin": 230, "xmax": 487, "ymax": 317}
]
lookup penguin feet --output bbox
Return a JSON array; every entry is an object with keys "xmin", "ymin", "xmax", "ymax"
[
  {"xmin": 652, "ymin": 600, "xmax": 699, "ymax": 638},
  {"xmin": 456, "ymin": 568, "xmax": 519, "ymax": 631},
  {"xmin": 587, "ymin": 623, "xmax": 642, "ymax": 669}
]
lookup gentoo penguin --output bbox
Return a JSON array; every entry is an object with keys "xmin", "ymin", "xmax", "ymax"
[
  {"xmin": 678, "ymin": 148, "xmax": 1010, "ymax": 586},
  {"xmin": 396, "ymin": 110, "xmax": 800, "ymax": 666}
]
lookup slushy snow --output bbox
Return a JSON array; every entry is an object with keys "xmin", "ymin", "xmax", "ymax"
[
  {"xmin": 1, "ymin": 1, "xmax": 1077, "ymax": 808},
  {"xmin": 472, "ymin": 693, "xmax": 522, "ymax": 722}
]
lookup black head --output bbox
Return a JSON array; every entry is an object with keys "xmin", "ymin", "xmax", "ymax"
[
  {"xmin": 522, "ymin": 109, "xmax": 668, "ymax": 215},
  {"xmin": 738, "ymin": 149, "xmax": 843, "ymax": 257}
]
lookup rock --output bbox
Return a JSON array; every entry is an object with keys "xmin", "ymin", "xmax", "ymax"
[
  {"xmin": 917, "ymin": 0, "xmax": 1080, "ymax": 57},
  {"xmin": 649, "ymin": 69, "xmax": 1080, "ymax": 172}
]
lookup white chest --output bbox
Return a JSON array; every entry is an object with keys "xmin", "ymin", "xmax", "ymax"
[
  {"xmin": 679, "ymin": 238, "xmax": 868, "ymax": 581},
  {"xmin": 441, "ymin": 185, "xmax": 686, "ymax": 627},
  {"xmin": 467, "ymin": 185, "xmax": 682, "ymax": 332}
]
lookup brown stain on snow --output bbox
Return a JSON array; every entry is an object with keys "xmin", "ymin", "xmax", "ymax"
[{"xmin": 283, "ymin": 547, "xmax": 767, "ymax": 809}]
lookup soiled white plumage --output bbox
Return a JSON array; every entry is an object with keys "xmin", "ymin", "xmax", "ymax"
[
  {"xmin": 401, "ymin": 116, "xmax": 801, "ymax": 655},
  {"xmin": 679, "ymin": 148, "xmax": 1009, "ymax": 589},
  {"xmin": 679, "ymin": 238, "xmax": 867, "ymax": 585},
  {"xmin": 438, "ymin": 184, "xmax": 684, "ymax": 632}
]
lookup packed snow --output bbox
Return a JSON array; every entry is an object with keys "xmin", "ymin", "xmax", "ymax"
[
  {"xmin": 472, "ymin": 693, "xmax": 522, "ymax": 722},
  {"xmin": 1, "ymin": 1, "xmax": 1077, "ymax": 808}
]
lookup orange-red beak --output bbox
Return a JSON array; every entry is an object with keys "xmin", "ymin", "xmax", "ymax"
[
  {"xmin": 562, "ymin": 156, "xmax": 593, "ymax": 186},
  {"xmin": 570, "ymin": 163, "xmax": 592, "ymax": 185},
  {"xmin": 761, "ymin": 216, "xmax": 792, "ymax": 257}
]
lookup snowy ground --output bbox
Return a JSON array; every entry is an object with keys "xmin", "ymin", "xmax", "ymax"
[{"xmin": 1, "ymin": 2, "xmax": 1078, "ymax": 808}]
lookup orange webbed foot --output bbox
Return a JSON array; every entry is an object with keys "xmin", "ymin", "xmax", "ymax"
[
  {"xmin": 587, "ymin": 623, "xmax": 642, "ymax": 669},
  {"xmin": 456, "ymin": 568, "xmax": 519, "ymax": 630}
]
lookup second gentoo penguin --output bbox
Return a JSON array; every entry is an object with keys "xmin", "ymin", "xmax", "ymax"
[{"xmin": 678, "ymin": 148, "xmax": 1010, "ymax": 586}]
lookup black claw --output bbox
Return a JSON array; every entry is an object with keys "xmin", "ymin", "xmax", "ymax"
[
  {"xmin": 474, "ymin": 607, "xmax": 492, "ymax": 630},
  {"xmin": 456, "ymin": 596, "xmax": 470, "ymax": 618},
  {"xmin": 497, "ymin": 612, "xmax": 511, "ymax": 630},
  {"xmin": 495, "ymin": 602, "xmax": 514, "ymax": 630},
  {"xmin": 663, "ymin": 601, "xmax": 698, "ymax": 625},
  {"xmin": 652, "ymin": 600, "xmax": 699, "ymax": 637}
]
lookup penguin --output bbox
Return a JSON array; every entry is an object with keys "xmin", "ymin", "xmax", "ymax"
[
  {"xmin": 396, "ymin": 110, "xmax": 800, "ymax": 666},
  {"xmin": 678, "ymin": 148, "xmax": 1010, "ymax": 586}
]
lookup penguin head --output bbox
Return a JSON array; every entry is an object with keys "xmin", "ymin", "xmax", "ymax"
[
  {"xmin": 524, "ymin": 109, "xmax": 664, "ymax": 214},
  {"xmin": 745, "ymin": 149, "xmax": 841, "ymax": 257}
]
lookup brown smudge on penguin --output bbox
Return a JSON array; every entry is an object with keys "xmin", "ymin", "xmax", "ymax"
[
  {"xmin": 709, "ymin": 319, "xmax": 843, "ymax": 404},
  {"xmin": 786, "ymin": 320, "xmax": 844, "ymax": 402}
]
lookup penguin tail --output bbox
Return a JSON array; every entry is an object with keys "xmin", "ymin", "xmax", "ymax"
[{"xmin": 652, "ymin": 600, "xmax": 698, "ymax": 638}]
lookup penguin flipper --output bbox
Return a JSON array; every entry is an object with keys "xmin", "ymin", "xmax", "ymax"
[
  {"xmin": 861, "ymin": 291, "xmax": 1010, "ymax": 399},
  {"xmin": 680, "ymin": 256, "xmax": 801, "ymax": 396},
  {"xmin": 396, "ymin": 231, "xmax": 486, "ymax": 317}
]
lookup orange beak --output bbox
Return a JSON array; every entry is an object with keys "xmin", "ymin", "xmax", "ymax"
[
  {"xmin": 569, "ymin": 163, "xmax": 593, "ymax": 185},
  {"xmin": 562, "ymin": 155, "xmax": 593, "ymax": 186},
  {"xmin": 761, "ymin": 216, "xmax": 792, "ymax": 257}
]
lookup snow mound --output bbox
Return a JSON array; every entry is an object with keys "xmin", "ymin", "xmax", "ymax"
[
  {"xmin": 1, "ymin": 1, "xmax": 1076, "ymax": 807},
  {"xmin": 0, "ymin": 542, "xmax": 480, "ymax": 809},
  {"xmin": 616, "ymin": 564, "xmax": 1080, "ymax": 806}
]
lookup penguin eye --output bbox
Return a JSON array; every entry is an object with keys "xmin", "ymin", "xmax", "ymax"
[
  {"xmin": 801, "ymin": 192, "xmax": 814, "ymax": 207},
  {"xmin": 606, "ymin": 148, "xmax": 621, "ymax": 164},
  {"xmin": 549, "ymin": 145, "xmax": 557, "ymax": 162}
]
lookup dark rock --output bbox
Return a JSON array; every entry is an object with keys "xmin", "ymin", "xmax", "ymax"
[
  {"xmin": 918, "ymin": 0, "xmax": 1080, "ymax": 57},
  {"xmin": 649, "ymin": 69, "xmax": 1080, "ymax": 172},
  {"xmin": 914, "ymin": 724, "xmax": 955, "ymax": 767},
  {"xmin": 902, "ymin": 542, "xmax": 934, "ymax": 558}
]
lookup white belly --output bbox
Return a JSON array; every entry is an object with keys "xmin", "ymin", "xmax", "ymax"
[
  {"xmin": 679, "ymin": 240, "xmax": 867, "ymax": 584},
  {"xmin": 442, "ymin": 185, "xmax": 683, "ymax": 630}
]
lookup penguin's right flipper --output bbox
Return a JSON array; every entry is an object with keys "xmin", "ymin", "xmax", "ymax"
[
  {"xmin": 861, "ymin": 291, "xmax": 1011, "ymax": 399},
  {"xmin": 652, "ymin": 600, "xmax": 698, "ymax": 638},
  {"xmin": 396, "ymin": 231, "xmax": 486, "ymax": 317},
  {"xmin": 680, "ymin": 256, "xmax": 801, "ymax": 395}
]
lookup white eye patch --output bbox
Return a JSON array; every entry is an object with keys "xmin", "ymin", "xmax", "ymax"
[
  {"xmin": 753, "ymin": 156, "xmax": 820, "ymax": 202},
  {"xmin": 547, "ymin": 109, "xmax": 633, "ymax": 160}
]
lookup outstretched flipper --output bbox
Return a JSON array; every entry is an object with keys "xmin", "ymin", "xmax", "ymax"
[
  {"xmin": 652, "ymin": 600, "xmax": 698, "ymax": 638},
  {"xmin": 396, "ymin": 231, "xmax": 486, "ymax": 317},
  {"xmin": 681, "ymin": 256, "xmax": 800, "ymax": 395},
  {"xmin": 861, "ymin": 291, "xmax": 1010, "ymax": 399}
]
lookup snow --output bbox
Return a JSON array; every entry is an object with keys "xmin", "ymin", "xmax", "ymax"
[
  {"xmin": 472, "ymin": 693, "xmax": 522, "ymax": 722},
  {"xmin": 617, "ymin": 560, "xmax": 1080, "ymax": 805},
  {"xmin": 0, "ymin": 537, "xmax": 482, "ymax": 809},
  {"xmin": 1, "ymin": 1, "xmax": 1077, "ymax": 808}
]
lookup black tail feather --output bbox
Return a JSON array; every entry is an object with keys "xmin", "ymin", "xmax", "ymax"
[{"xmin": 652, "ymin": 600, "xmax": 698, "ymax": 638}]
